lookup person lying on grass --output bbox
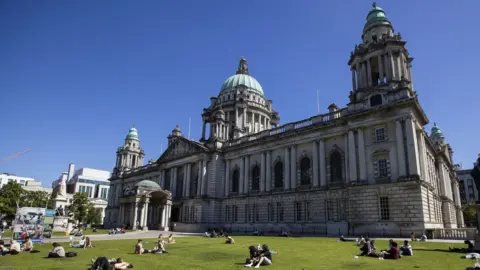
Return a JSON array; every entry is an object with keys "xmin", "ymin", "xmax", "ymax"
[
  {"xmin": 449, "ymin": 240, "xmax": 474, "ymax": 253},
  {"xmin": 338, "ymin": 235, "xmax": 355, "ymax": 242},
  {"xmin": 90, "ymin": 257, "xmax": 133, "ymax": 270}
]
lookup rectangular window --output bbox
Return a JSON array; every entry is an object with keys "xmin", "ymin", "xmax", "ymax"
[
  {"xmin": 306, "ymin": 201, "xmax": 312, "ymax": 221},
  {"xmin": 375, "ymin": 128, "xmax": 386, "ymax": 142},
  {"xmin": 379, "ymin": 196, "xmax": 390, "ymax": 220},
  {"xmin": 233, "ymin": 206, "xmax": 238, "ymax": 222},
  {"xmin": 295, "ymin": 202, "xmax": 303, "ymax": 222},
  {"xmin": 244, "ymin": 204, "xmax": 248, "ymax": 223},
  {"xmin": 255, "ymin": 204, "xmax": 259, "ymax": 222},
  {"xmin": 277, "ymin": 202, "xmax": 284, "ymax": 222},
  {"xmin": 268, "ymin": 203, "xmax": 275, "ymax": 222},
  {"xmin": 225, "ymin": 206, "xmax": 230, "ymax": 223},
  {"xmin": 378, "ymin": 159, "xmax": 388, "ymax": 178},
  {"xmin": 326, "ymin": 200, "xmax": 338, "ymax": 221}
]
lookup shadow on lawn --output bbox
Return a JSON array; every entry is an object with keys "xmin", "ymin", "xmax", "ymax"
[{"xmin": 415, "ymin": 248, "xmax": 457, "ymax": 253}]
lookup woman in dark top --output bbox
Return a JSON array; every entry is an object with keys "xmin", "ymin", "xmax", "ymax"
[{"xmin": 383, "ymin": 242, "xmax": 400, "ymax": 259}]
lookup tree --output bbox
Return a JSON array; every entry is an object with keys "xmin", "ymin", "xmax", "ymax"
[
  {"xmin": 463, "ymin": 202, "xmax": 477, "ymax": 223},
  {"xmin": 69, "ymin": 193, "xmax": 90, "ymax": 223},
  {"xmin": 0, "ymin": 182, "xmax": 25, "ymax": 220},
  {"xmin": 21, "ymin": 190, "xmax": 52, "ymax": 208},
  {"xmin": 86, "ymin": 204, "xmax": 102, "ymax": 225}
]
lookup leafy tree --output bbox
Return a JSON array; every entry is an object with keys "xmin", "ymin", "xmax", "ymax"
[
  {"xmin": 463, "ymin": 202, "xmax": 477, "ymax": 223},
  {"xmin": 0, "ymin": 182, "xmax": 25, "ymax": 220},
  {"xmin": 86, "ymin": 204, "xmax": 102, "ymax": 225},
  {"xmin": 22, "ymin": 190, "xmax": 52, "ymax": 208},
  {"xmin": 69, "ymin": 193, "xmax": 90, "ymax": 223}
]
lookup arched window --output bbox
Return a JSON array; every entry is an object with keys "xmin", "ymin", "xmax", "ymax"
[
  {"xmin": 274, "ymin": 162, "xmax": 283, "ymax": 188},
  {"xmin": 252, "ymin": 165, "xmax": 260, "ymax": 191},
  {"xmin": 370, "ymin": 94, "xmax": 382, "ymax": 107},
  {"xmin": 300, "ymin": 157, "xmax": 311, "ymax": 185},
  {"xmin": 330, "ymin": 151, "xmax": 343, "ymax": 182},
  {"xmin": 232, "ymin": 169, "xmax": 240, "ymax": 193}
]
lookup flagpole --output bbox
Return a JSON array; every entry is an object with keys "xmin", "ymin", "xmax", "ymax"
[
  {"xmin": 316, "ymin": 90, "xmax": 320, "ymax": 114},
  {"xmin": 188, "ymin": 117, "xmax": 191, "ymax": 139}
]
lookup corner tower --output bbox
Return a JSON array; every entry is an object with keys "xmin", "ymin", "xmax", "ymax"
[
  {"xmin": 348, "ymin": 3, "xmax": 415, "ymax": 109},
  {"xmin": 114, "ymin": 126, "xmax": 145, "ymax": 174},
  {"xmin": 201, "ymin": 57, "xmax": 280, "ymax": 144}
]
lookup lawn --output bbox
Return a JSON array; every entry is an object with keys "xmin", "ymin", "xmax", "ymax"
[{"xmin": 1, "ymin": 236, "xmax": 474, "ymax": 269}]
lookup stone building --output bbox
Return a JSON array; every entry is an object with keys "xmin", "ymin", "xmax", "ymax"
[{"xmin": 104, "ymin": 3, "xmax": 464, "ymax": 234}]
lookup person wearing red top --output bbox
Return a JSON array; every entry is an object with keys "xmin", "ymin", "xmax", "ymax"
[{"xmin": 383, "ymin": 242, "xmax": 400, "ymax": 259}]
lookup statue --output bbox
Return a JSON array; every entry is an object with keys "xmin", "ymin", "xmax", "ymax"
[
  {"xmin": 57, "ymin": 178, "xmax": 66, "ymax": 197},
  {"xmin": 55, "ymin": 206, "xmax": 64, "ymax": 217},
  {"xmin": 236, "ymin": 57, "xmax": 249, "ymax": 75}
]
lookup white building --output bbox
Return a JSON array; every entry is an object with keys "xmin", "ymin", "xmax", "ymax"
[
  {"xmin": 456, "ymin": 166, "xmax": 476, "ymax": 204},
  {"xmin": 104, "ymin": 3, "xmax": 464, "ymax": 235},
  {"xmin": 0, "ymin": 173, "xmax": 35, "ymax": 188},
  {"xmin": 53, "ymin": 163, "xmax": 111, "ymax": 223}
]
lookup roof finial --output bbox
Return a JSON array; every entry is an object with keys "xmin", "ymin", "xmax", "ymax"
[
  {"xmin": 372, "ymin": 2, "xmax": 377, "ymax": 8},
  {"xmin": 236, "ymin": 57, "xmax": 249, "ymax": 75},
  {"xmin": 433, "ymin": 122, "xmax": 437, "ymax": 126},
  {"xmin": 133, "ymin": 124, "xmax": 135, "ymax": 128}
]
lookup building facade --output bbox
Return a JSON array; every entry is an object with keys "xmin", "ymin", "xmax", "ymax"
[
  {"xmin": 0, "ymin": 173, "xmax": 35, "ymax": 188},
  {"xmin": 456, "ymin": 167, "xmax": 477, "ymax": 204},
  {"xmin": 105, "ymin": 4, "xmax": 464, "ymax": 234},
  {"xmin": 53, "ymin": 163, "xmax": 111, "ymax": 223}
]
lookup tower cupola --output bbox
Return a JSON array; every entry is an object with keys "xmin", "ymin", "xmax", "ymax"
[
  {"xmin": 114, "ymin": 126, "xmax": 145, "ymax": 174},
  {"xmin": 168, "ymin": 125, "xmax": 183, "ymax": 146}
]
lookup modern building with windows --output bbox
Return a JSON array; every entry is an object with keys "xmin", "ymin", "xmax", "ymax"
[
  {"xmin": 52, "ymin": 163, "xmax": 111, "ymax": 223},
  {"xmin": 0, "ymin": 173, "xmax": 35, "ymax": 188},
  {"xmin": 456, "ymin": 166, "xmax": 477, "ymax": 204},
  {"xmin": 105, "ymin": 3, "xmax": 464, "ymax": 234}
]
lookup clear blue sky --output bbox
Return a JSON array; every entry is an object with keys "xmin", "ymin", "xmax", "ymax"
[{"xmin": 1, "ymin": 1, "xmax": 479, "ymax": 187}]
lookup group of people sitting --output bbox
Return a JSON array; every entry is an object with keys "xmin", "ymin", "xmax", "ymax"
[
  {"xmin": 0, "ymin": 237, "xmax": 34, "ymax": 255},
  {"xmin": 244, "ymin": 244, "xmax": 275, "ymax": 268},
  {"xmin": 70, "ymin": 236, "xmax": 94, "ymax": 248},
  {"xmin": 357, "ymin": 238, "xmax": 412, "ymax": 259}
]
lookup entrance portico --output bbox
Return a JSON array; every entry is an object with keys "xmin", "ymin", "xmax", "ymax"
[{"xmin": 118, "ymin": 180, "xmax": 172, "ymax": 230}]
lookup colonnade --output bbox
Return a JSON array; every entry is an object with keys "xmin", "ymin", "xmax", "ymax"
[{"xmin": 117, "ymin": 198, "xmax": 172, "ymax": 230}]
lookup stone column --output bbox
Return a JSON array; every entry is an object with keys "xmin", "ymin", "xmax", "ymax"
[
  {"xmin": 170, "ymin": 167, "xmax": 177, "ymax": 197},
  {"xmin": 418, "ymin": 131, "xmax": 427, "ymax": 182},
  {"xmin": 132, "ymin": 201, "xmax": 138, "ymax": 229},
  {"xmin": 161, "ymin": 206, "xmax": 166, "ymax": 229},
  {"xmin": 395, "ymin": 120, "xmax": 407, "ymax": 176},
  {"xmin": 351, "ymin": 69, "xmax": 356, "ymax": 91},
  {"xmin": 357, "ymin": 128, "xmax": 367, "ymax": 181},
  {"xmin": 366, "ymin": 59, "xmax": 372, "ymax": 87},
  {"xmin": 260, "ymin": 152, "xmax": 266, "ymax": 192},
  {"xmin": 348, "ymin": 130, "xmax": 357, "ymax": 182},
  {"xmin": 378, "ymin": 54, "xmax": 384, "ymax": 83},
  {"xmin": 201, "ymin": 120, "xmax": 206, "ymax": 139},
  {"xmin": 160, "ymin": 170, "xmax": 166, "ymax": 188},
  {"xmin": 239, "ymin": 157, "xmax": 245, "ymax": 194},
  {"xmin": 397, "ymin": 53, "xmax": 403, "ymax": 79},
  {"xmin": 187, "ymin": 163, "xmax": 192, "ymax": 197},
  {"xmin": 284, "ymin": 147, "xmax": 290, "ymax": 190},
  {"xmin": 263, "ymin": 116, "xmax": 267, "ymax": 131},
  {"xmin": 383, "ymin": 52, "xmax": 389, "ymax": 81},
  {"xmin": 143, "ymin": 199, "xmax": 150, "ymax": 230},
  {"xmin": 319, "ymin": 139, "xmax": 326, "ymax": 186},
  {"xmin": 404, "ymin": 117, "xmax": 420, "ymax": 176},
  {"xmin": 454, "ymin": 182, "xmax": 465, "ymax": 227},
  {"xmin": 344, "ymin": 133, "xmax": 350, "ymax": 181},
  {"xmin": 244, "ymin": 156, "xmax": 250, "ymax": 192},
  {"xmin": 355, "ymin": 62, "xmax": 361, "ymax": 88},
  {"xmin": 197, "ymin": 160, "xmax": 203, "ymax": 196},
  {"xmin": 312, "ymin": 140, "xmax": 319, "ymax": 187},
  {"xmin": 118, "ymin": 204, "xmax": 124, "ymax": 226},
  {"xmin": 388, "ymin": 51, "xmax": 396, "ymax": 80},
  {"xmin": 266, "ymin": 151, "xmax": 272, "ymax": 191},
  {"xmin": 225, "ymin": 160, "xmax": 230, "ymax": 196},
  {"xmin": 182, "ymin": 165, "xmax": 188, "ymax": 197},
  {"xmin": 243, "ymin": 108, "xmax": 247, "ymax": 130},
  {"xmin": 201, "ymin": 160, "xmax": 207, "ymax": 195},
  {"xmin": 290, "ymin": 145, "xmax": 297, "ymax": 189}
]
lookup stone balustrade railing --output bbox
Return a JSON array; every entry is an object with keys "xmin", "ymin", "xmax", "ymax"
[
  {"xmin": 226, "ymin": 108, "xmax": 348, "ymax": 147},
  {"xmin": 432, "ymin": 228, "xmax": 477, "ymax": 240}
]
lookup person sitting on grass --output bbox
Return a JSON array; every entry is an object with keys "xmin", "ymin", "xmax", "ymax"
[
  {"xmin": 134, "ymin": 239, "xmax": 149, "ymax": 255},
  {"xmin": 48, "ymin": 242, "xmax": 65, "ymax": 258},
  {"xmin": 9, "ymin": 240, "xmax": 21, "ymax": 255},
  {"xmin": 84, "ymin": 236, "xmax": 94, "ymax": 248},
  {"xmin": 167, "ymin": 234, "xmax": 176, "ymax": 244},
  {"xmin": 22, "ymin": 236, "xmax": 33, "ymax": 252},
  {"xmin": 225, "ymin": 235, "xmax": 235, "ymax": 244},
  {"xmin": 278, "ymin": 230, "xmax": 289, "ymax": 237},
  {"xmin": 244, "ymin": 245, "xmax": 261, "ymax": 268},
  {"xmin": 71, "ymin": 236, "xmax": 86, "ymax": 248},
  {"xmin": 449, "ymin": 240, "xmax": 474, "ymax": 253},
  {"xmin": 0, "ymin": 240, "xmax": 10, "ymax": 256},
  {"xmin": 356, "ymin": 236, "xmax": 366, "ymax": 246},
  {"xmin": 359, "ymin": 239, "xmax": 379, "ymax": 257},
  {"xmin": 153, "ymin": 239, "xmax": 168, "ymax": 254},
  {"xmin": 400, "ymin": 240, "xmax": 413, "ymax": 256},
  {"xmin": 380, "ymin": 241, "xmax": 400, "ymax": 260},
  {"xmin": 419, "ymin": 234, "xmax": 427, "ymax": 242}
]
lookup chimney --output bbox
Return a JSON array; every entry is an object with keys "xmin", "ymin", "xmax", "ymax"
[{"xmin": 67, "ymin": 163, "xmax": 75, "ymax": 181}]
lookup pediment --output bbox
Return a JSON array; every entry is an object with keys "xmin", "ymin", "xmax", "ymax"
[{"xmin": 157, "ymin": 137, "xmax": 207, "ymax": 163}]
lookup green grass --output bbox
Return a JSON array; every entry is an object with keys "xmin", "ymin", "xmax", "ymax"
[{"xmin": 1, "ymin": 236, "xmax": 475, "ymax": 269}]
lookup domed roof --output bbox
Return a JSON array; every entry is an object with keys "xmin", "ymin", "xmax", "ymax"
[
  {"xmin": 135, "ymin": 180, "xmax": 161, "ymax": 189},
  {"xmin": 363, "ymin": 3, "xmax": 392, "ymax": 33},
  {"xmin": 431, "ymin": 123, "xmax": 444, "ymax": 138},
  {"xmin": 220, "ymin": 57, "xmax": 264, "ymax": 96},
  {"xmin": 126, "ymin": 126, "xmax": 139, "ymax": 141}
]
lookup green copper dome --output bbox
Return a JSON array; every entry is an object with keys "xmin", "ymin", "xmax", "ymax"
[
  {"xmin": 126, "ymin": 127, "xmax": 139, "ymax": 141},
  {"xmin": 135, "ymin": 180, "xmax": 161, "ymax": 189},
  {"xmin": 363, "ymin": 3, "xmax": 392, "ymax": 33},
  {"xmin": 220, "ymin": 57, "xmax": 264, "ymax": 96},
  {"xmin": 431, "ymin": 123, "xmax": 444, "ymax": 138}
]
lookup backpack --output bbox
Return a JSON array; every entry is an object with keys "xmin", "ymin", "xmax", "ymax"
[{"xmin": 65, "ymin": 251, "xmax": 78, "ymax": 257}]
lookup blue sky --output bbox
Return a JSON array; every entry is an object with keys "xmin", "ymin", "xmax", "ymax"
[{"xmin": 1, "ymin": 1, "xmax": 479, "ymax": 187}]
